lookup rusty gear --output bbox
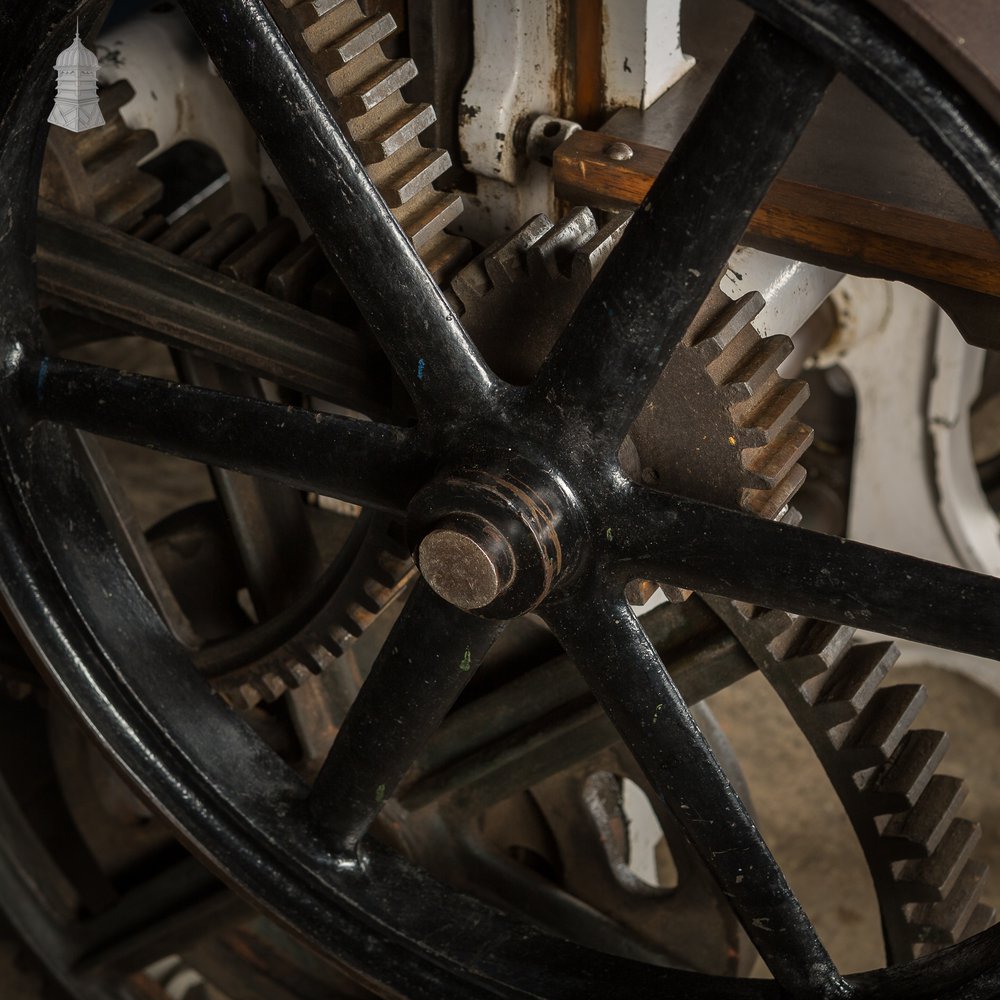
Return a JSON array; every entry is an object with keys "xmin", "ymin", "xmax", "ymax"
[
  {"xmin": 32, "ymin": 13, "xmax": 995, "ymax": 978},
  {"xmin": 264, "ymin": 0, "xmax": 469, "ymax": 281},
  {"xmin": 706, "ymin": 597, "xmax": 994, "ymax": 958},
  {"xmin": 119, "ymin": 206, "xmax": 416, "ymax": 711},
  {"xmin": 40, "ymin": 79, "xmax": 163, "ymax": 232},
  {"xmin": 449, "ymin": 207, "xmax": 811, "ymax": 522}
]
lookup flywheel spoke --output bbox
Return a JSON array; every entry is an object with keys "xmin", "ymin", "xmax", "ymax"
[
  {"xmin": 541, "ymin": 587, "xmax": 849, "ymax": 998},
  {"xmin": 178, "ymin": 0, "xmax": 498, "ymax": 419},
  {"xmin": 401, "ymin": 598, "xmax": 756, "ymax": 816},
  {"xmin": 309, "ymin": 579, "xmax": 504, "ymax": 853},
  {"xmin": 529, "ymin": 17, "xmax": 834, "ymax": 454},
  {"xmin": 606, "ymin": 483, "xmax": 1000, "ymax": 659},
  {"xmin": 25, "ymin": 357, "xmax": 424, "ymax": 515}
]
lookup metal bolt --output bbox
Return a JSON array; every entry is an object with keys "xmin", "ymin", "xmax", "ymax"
[
  {"xmin": 604, "ymin": 141, "xmax": 634, "ymax": 162},
  {"xmin": 522, "ymin": 114, "xmax": 582, "ymax": 167},
  {"xmin": 418, "ymin": 520, "xmax": 514, "ymax": 610}
]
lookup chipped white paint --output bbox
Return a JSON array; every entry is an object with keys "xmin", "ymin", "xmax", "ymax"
[
  {"xmin": 459, "ymin": 1, "xmax": 562, "ymax": 186},
  {"xmin": 97, "ymin": 6, "xmax": 266, "ymax": 225},
  {"xmin": 721, "ymin": 246, "xmax": 842, "ymax": 348},
  {"xmin": 456, "ymin": 0, "xmax": 566, "ymax": 242},
  {"xmin": 603, "ymin": 0, "xmax": 693, "ymax": 110}
]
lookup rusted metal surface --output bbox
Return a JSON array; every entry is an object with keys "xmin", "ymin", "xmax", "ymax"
[{"xmin": 40, "ymin": 79, "xmax": 162, "ymax": 231}]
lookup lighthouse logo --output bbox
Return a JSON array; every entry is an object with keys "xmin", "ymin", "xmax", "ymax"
[{"xmin": 48, "ymin": 21, "xmax": 105, "ymax": 134}]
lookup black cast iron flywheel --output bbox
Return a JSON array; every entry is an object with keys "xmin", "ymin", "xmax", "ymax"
[{"xmin": 2, "ymin": 1, "xmax": 1000, "ymax": 998}]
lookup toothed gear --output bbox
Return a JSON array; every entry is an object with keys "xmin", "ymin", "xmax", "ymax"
[
  {"xmin": 706, "ymin": 596, "xmax": 994, "ymax": 960},
  {"xmin": 41, "ymin": 43, "xmax": 993, "ymax": 962},
  {"xmin": 446, "ymin": 208, "xmax": 993, "ymax": 959},
  {"xmin": 121, "ymin": 208, "xmax": 415, "ymax": 711},
  {"xmin": 265, "ymin": 0, "xmax": 470, "ymax": 281},
  {"xmin": 40, "ymin": 79, "xmax": 163, "ymax": 231},
  {"xmin": 448, "ymin": 207, "xmax": 812, "ymax": 524}
]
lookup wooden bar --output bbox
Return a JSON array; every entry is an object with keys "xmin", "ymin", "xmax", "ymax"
[{"xmin": 554, "ymin": 129, "xmax": 1000, "ymax": 296}]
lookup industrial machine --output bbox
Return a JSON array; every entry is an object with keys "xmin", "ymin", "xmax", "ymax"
[{"xmin": 1, "ymin": 1, "xmax": 1000, "ymax": 996}]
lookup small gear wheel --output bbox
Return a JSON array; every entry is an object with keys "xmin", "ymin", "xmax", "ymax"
[{"xmin": 449, "ymin": 208, "xmax": 811, "ymax": 520}]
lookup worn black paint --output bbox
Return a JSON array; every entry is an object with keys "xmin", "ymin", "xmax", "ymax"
[
  {"xmin": 529, "ymin": 18, "xmax": 835, "ymax": 455},
  {"xmin": 309, "ymin": 579, "xmax": 504, "ymax": 850}
]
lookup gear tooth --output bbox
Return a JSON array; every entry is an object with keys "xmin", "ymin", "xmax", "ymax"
[
  {"xmin": 894, "ymin": 819, "xmax": 982, "ymax": 902},
  {"xmin": 275, "ymin": 661, "xmax": 308, "ymax": 692},
  {"xmin": 396, "ymin": 188, "xmax": 463, "ymax": 249},
  {"xmin": 152, "ymin": 213, "xmax": 211, "ymax": 254},
  {"xmin": 219, "ymin": 217, "xmax": 301, "ymax": 288},
  {"xmin": 96, "ymin": 78, "xmax": 139, "ymax": 117},
  {"xmin": 717, "ymin": 334, "xmax": 795, "ymax": 397},
  {"xmin": 572, "ymin": 211, "xmax": 629, "ymax": 281},
  {"xmin": 304, "ymin": 9, "xmax": 394, "ymax": 59},
  {"xmin": 905, "ymin": 858, "xmax": 989, "ymax": 948},
  {"xmin": 768, "ymin": 619, "xmax": 855, "ymax": 703},
  {"xmin": 739, "ymin": 421, "xmax": 814, "ymax": 489},
  {"xmin": 741, "ymin": 464, "xmax": 806, "ymax": 520},
  {"xmin": 85, "ymin": 130, "xmax": 158, "ymax": 199},
  {"xmin": 959, "ymin": 902, "xmax": 995, "ymax": 941},
  {"xmin": 319, "ymin": 633, "xmax": 346, "ymax": 659},
  {"xmin": 745, "ymin": 607, "xmax": 795, "ymax": 638},
  {"xmin": 265, "ymin": 236, "xmax": 331, "ymax": 305},
  {"xmin": 527, "ymin": 206, "xmax": 598, "ymax": 277},
  {"xmin": 733, "ymin": 377, "xmax": 810, "ymax": 446},
  {"xmin": 450, "ymin": 260, "xmax": 492, "ymax": 309},
  {"xmin": 378, "ymin": 146, "xmax": 451, "ymax": 208},
  {"xmin": 257, "ymin": 673, "xmax": 289, "ymax": 702},
  {"xmin": 341, "ymin": 56, "xmax": 418, "ymax": 117},
  {"xmin": 844, "ymin": 684, "xmax": 927, "ymax": 772},
  {"xmin": 870, "ymin": 728, "xmax": 949, "ymax": 814},
  {"xmin": 130, "ymin": 214, "xmax": 168, "ymax": 242},
  {"xmin": 182, "ymin": 214, "xmax": 257, "ymax": 269},
  {"xmin": 483, "ymin": 215, "xmax": 553, "ymax": 284},
  {"xmin": 779, "ymin": 504, "xmax": 803, "ymax": 526},
  {"xmin": 370, "ymin": 564, "xmax": 401, "ymax": 588},
  {"xmin": 356, "ymin": 103, "xmax": 437, "ymax": 163},
  {"xmin": 689, "ymin": 291, "xmax": 764, "ymax": 358},
  {"xmin": 880, "ymin": 774, "xmax": 969, "ymax": 858},
  {"xmin": 226, "ymin": 684, "xmax": 261, "ymax": 712},
  {"xmin": 355, "ymin": 590, "xmax": 383, "ymax": 615},
  {"xmin": 291, "ymin": 645, "xmax": 326, "ymax": 677},
  {"xmin": 813, "ymin": 641, "xmax": 898, "ymax": 726},
  {"xmin": 767, "ymin": 616, "xmax": 853, "ymax": 665},
  {"xmin": 340, "ymin": 610, "xmax": 366, "ymax": 639},
  {"xmin": 420, "ymin": 232, "xmax": 473, "ymax": 286}
]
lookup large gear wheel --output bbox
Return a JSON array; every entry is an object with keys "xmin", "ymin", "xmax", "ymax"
[
  {"xmin": 706, "ymin": 597, "xmax": 994, "ymax": 959},
  {"xmin": 265, "ymin": 0, "xmax": 469, "ymax": 280}
]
